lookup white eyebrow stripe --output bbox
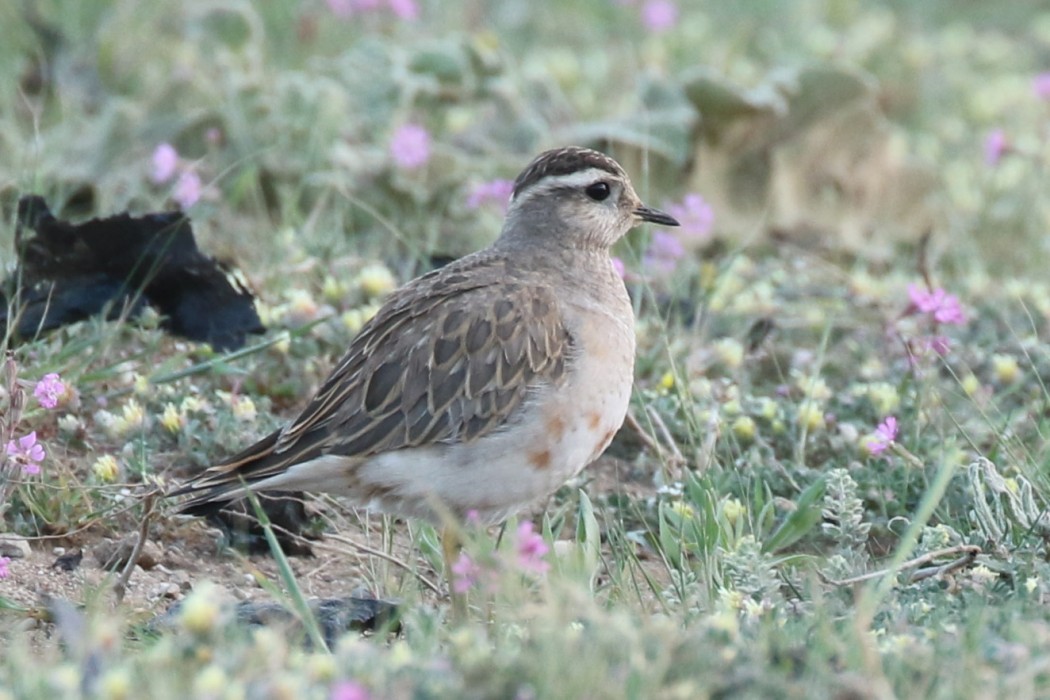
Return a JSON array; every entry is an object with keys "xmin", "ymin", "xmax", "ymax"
[{"xmin": 511, "ymin": 167, "xmax": 620, "ymax": 207}]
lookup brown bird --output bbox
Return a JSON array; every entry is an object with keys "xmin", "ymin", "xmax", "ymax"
[{"xmin": 173, "ymin": 147, "xmax": 678, "ymax": 534}]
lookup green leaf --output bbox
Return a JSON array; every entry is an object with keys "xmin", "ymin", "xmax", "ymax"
[
  {"xmin": 658, "ymin": 501, "xmax": 683, "ymax": 569},
  {"xmin": 246, "ymin": 489, "xmax": 329, "ymax": 652},
  {"xmin": 763, "ymin": 477, "xmax": 826, "ymax": 553},
  {"xmin": 567, "ymin": 78, "xmax": 698, "ymax": 166},
  {"xmin": 773, "ymin": 65, "xmax": 875, "ymax": 138},
  {"xmin": 409, "ymin": 41, "xmax": 469, "ymax": 85},
  {"xmin": 680, "ymin": 67, "xmax": 785, "ymax": 144},
  {"xmin": 576, "ymin": 489, "xmax": 601, "ymax": 585}
]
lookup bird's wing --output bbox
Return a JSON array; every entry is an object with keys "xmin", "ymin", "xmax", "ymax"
[{"xmin": 175, "ymin": 254, "xmax": 573, "ymax": 497}]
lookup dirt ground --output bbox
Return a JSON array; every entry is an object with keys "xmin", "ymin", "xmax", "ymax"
[{"xmin": 0, "ymin": 453, "xmax": 668, "ymax": 634}]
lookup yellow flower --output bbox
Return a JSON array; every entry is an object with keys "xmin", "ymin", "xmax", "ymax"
[
  {"xmin": 181, "ymin": 396, "xmax": 206, "ymax": 414},
  {"xmin": 283, "ymin": 289, "xmax": 320, "ymax": 324},
  {"xmin": 232, "ymin": 396, "xmax": 257, "ymax": 422},
  {"xmin": 713, "ymin": 338, "xmax": 744, "ymax": 370},
  {"xmin": 717, "ymin": 588, "xmax": 746, "ymax": 613},
  {"xmin": 797, "ymin": 376, "xmax": 831, "ymax": 401},
  {"xmin": 161, "ymin": 403, "xmax": 184, "ymax": 433},
  {"xmin": 99, "ymin": 669, "xmax": 132, "ymax": 700},
  {"xmin": 971, "ymin": 564, "xmax": 998, "ymax": 585},
  {"xmin": 960, "ymin": 373, "xmax": 981, "ymax": 397},
  {"xmin": 755, "ymin": 397, "xmax": 778, "ymax": 421},
  {"xmin": 388, "ymin": 640, "xmax": 414, "ymax": 669},
  {"xmin": 305, "ymin": 653, "xmax": 337, "ymax": 682},
  {"xmin": 132, "ymin": 374, "xmax": 150, "ymax": 397},
  {"xmin": 92, "ymin": 455, "xmax": 120, "ymax": 483},
  {"xmin": 118, "ymin": 399, "xmax": 147, "ymax": 434},
  {"xmin": 321, "ymin": 275, "xmax": 348, "ymax": 304},
  {"xmin": 722, "ymin": 497, "xmax": 745, "ymax": 524},
  {"xmin": 688, "ymin": 377, "xmax": 713, "ymax": 400},
  {"xmin": 991, "ymin": 354, "xmax": 1020, "ymax": 384},
  {"xmin": 358, "ymin": 263, "xmax": 397, "ymax": 298},
  {"xmin": 272, "ymin": 331, "xmax": 291, "ymax": 355},
  {"xmin": 659, "ymin": 371, "xmax": 675, "ymax": 391},
  {"xmin": 342, "ymin": 308, "xmax": 367, "ymax": 334},
  {"xmin": 57, "ymin": 415, "xmax": 84, "ymax": 435},
  {"xmin": 180, "ymin": 582, "xmax": 221, "ymax": 635},
  {"xmin": 668, "ymin": 500, "xmax": 695, "ymax": 520},
  {"xmin": 742, "ymin": 598, "xmax": 766, "ymax": 620},
  {"xmin": 192, "ymin": 665, "xmax": 227, "ymax": 698},
  {"xmin": 797, "ymin": 401, "xmax": 825, "ymax": 432},
  {"xmin": 866, "ymin": 382, "xmax": 900, "ymax": 416},
  {"xmin": 444, "ymin": 106, "xmax": 474, "ymax": 134},
  {"xmin": 731, "ymin": 416, "xmax": 756, "ymax": 442}
]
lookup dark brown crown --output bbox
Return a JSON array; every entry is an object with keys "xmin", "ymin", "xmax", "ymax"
[{"xmin": 511, "ymin": 147, "xmax": 627, "ymax": 200}]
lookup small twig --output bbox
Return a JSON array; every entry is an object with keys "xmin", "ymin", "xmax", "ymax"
[
  {"xmin": 645, "ymin": 405, "xmax": 685, "ymax": 466},
  {"xmin": 324, "ymin": 533, "xmax": 442, "ymax": 596},
  {"xmin": 624, "ymin": 410, "xmax": 662, "ymax": 455},
  {"xmin": 917, "ymin": 229, "xmax": 933, "ymax": 291},
  {"xmin": 908, "ymin": 550, "xmax": 982, "ymax": 583},
  {"xmin": 17, "ymin": 496, "xmax": 146, "ymax": 543},
  {"xmin": 820, "ymin": 545, "xmax": 981, "ymax": 587},
  {"xmin": 113, "ymin": 490, "xmax": 157, "ymax": 602}
]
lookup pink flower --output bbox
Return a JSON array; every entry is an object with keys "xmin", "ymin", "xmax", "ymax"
[
  {"xmin": 665, "ymin": 193, "xmax": 714, "ymax": 241},
  {"xmin": 6, "ymin": 432, "xmax": 45, "ymax": 476},
  {"xmin": 173, "ymin": 171, "xmax": 202, "ymax": 208},
  {"xmin": 907, "ymin": 284, "xmax": 966, "ymax": 325},
  {"xmin": 330, "ymin": 681, "xmax": 370, "ymax": 700},
  {"xmin": 451, "ymin": 552, "xmax": 480, "ymax": 594},
  {"xmin": 643, "ymin": 231, "xmax": 686, "ymax": 273},
  {"xmin": 152, "ymin": 143, "xmax": 179, "ymax": 183},
  {"xmin": 611, "ymin": 257, "xmax": 626, "ymax": 279},
  {"xmin": 514, "ymin": 521, "xmax": 549, "ymax": 575},
  {"xmin": 984, "ymin": 129, "xmax": 1008, "ymax": 166},
  {"xmin": 865, "ymin": 416, "xmax": 898, "ymax": 455},
  {"xmin": 33, "ymin": 373, "xmax": 65, "ymax": 409},
  {"xmin": 389, "ymin": 123, "xmax": 430, "ymax": 170},
  {"xmin": 1034, "ymin": 73, "xmax": 1050, "ymax": 100},
  {"xmin": 0, "ymin": 556, "xmax": 9, "ymax": 580},
  {"xmin": 387, "ymin": 0, "xmax": 419, "ymax": 20},
  {"xmin": 641, "ymin": 0, "xmax": 678, "ymax": 32},
  {"xmin": 466, "ymin": 179, "xmax": 514, "ymax": 211}
]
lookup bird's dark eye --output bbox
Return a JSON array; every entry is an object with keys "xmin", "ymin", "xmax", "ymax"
[{"xmin": 585, "ymin": 181, "xmax": 611, "ymax": 202}]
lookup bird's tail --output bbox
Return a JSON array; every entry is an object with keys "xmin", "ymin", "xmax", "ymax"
[{"xmin": 170, "ymin": 429, "xmax": 309, "ymax": 516}]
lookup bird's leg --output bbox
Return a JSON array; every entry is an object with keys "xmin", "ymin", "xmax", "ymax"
[{"xmin": 441, "ymin": 524, "xmax": 466, "ymax": 619}]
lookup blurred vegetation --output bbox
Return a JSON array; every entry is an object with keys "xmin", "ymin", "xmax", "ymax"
[{"xmin": 3, "ymin": 0, "xmax": 1050, "ymax": 697}]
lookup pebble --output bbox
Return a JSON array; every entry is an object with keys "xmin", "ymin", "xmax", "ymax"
[
  {"xmin": 0, "ymin": 534, "xmax": 31, "ymax": 559},
  {"xmin": 93, "ymin": 537, "xmax": 164, "ymax": 571},
  {"xmin": 148, "ymin": 582, "xmax": 182, "ymax": 601}
]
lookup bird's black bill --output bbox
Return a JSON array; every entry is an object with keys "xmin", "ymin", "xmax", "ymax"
[{"xmin": 634, "ymin": 205, "xmax": 680, "ymax": 227}]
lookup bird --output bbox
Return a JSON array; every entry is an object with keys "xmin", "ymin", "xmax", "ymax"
[{"xmin": 172, "ymin": 146, "xmax": 679, "ymax": 540}]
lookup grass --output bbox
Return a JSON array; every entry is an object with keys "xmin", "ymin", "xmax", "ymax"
[{"xmin": 4, "ymin": 0, "xmax": 1050, "ymax": 697}]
